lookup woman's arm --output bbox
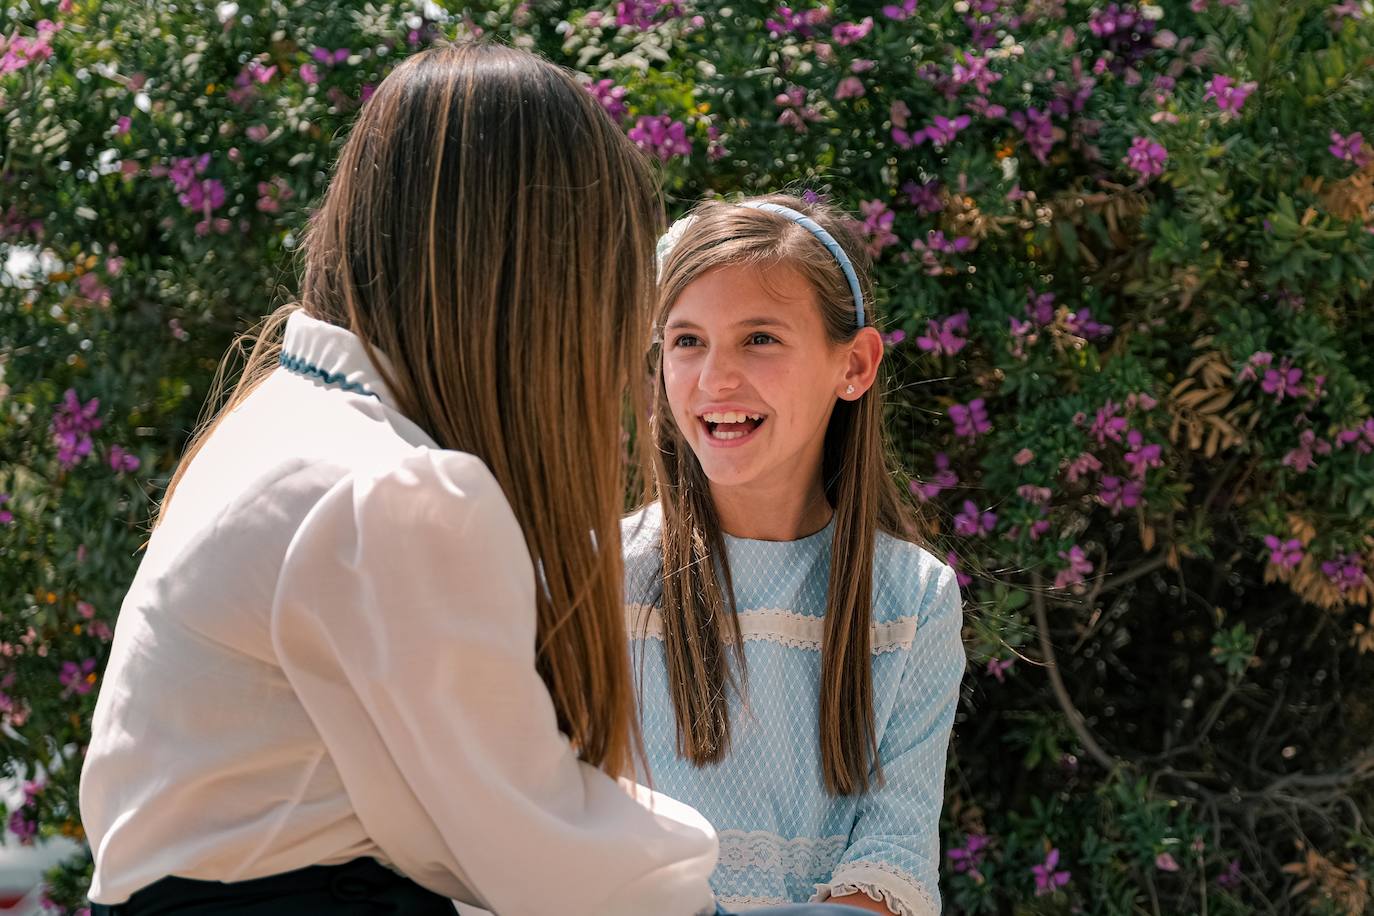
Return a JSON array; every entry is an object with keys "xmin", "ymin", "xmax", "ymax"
[
  {"xmin": 273, "ymin": 449, "xmax": 717, "ymax": 916},
  {"xmin": 822, "ymin": 894, "xmax": 895, "ymax": 913}
]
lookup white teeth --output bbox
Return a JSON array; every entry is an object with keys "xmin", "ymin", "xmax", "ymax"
[
  {"xmin": 701, "ymin": 411, "xmax": 763, "ymax": 424},
  {"xmin": 711, "ymin": 429, "xmax": 746, "ymax": 440}
]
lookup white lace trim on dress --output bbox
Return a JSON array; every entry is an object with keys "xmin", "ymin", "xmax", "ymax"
[{"xmin": 626, "ymin": 605, "xmax": 917, "ymax": 654}]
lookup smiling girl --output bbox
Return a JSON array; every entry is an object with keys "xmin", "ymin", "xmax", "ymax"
[{"xmin": 625, "ymin": 195, "xmax": 967, "ymax": 915}]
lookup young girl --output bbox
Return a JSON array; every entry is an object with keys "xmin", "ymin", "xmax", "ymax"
[
  {"xmin": 77, "ymin": 43, "xmax": 722, "ymax": 916},
  {"xmin": 625, "ymin": 195, "xmax": 967, "ymax": 915}
]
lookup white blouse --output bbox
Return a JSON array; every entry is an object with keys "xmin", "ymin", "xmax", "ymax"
[{"xmin": 79, "ymin": 311, "xmax": 719, "ymax": 916}]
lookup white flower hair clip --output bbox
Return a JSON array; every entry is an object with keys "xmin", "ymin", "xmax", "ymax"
[{"xmin": 655, "ymin": 214, "xmax": 698, "ymax": 277}]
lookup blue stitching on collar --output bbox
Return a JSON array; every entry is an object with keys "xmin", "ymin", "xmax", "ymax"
[{"xmin": 279, "ymin": 351, "xmax": 378, "ymax": 398}]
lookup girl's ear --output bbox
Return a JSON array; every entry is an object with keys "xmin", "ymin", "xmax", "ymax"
[{"xmin": 838, "ymin": 327, "xmax": 884, "ymax": 400}]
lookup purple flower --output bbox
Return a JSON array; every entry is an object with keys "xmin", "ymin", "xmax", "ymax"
[
  {"xmin": 882, "ymin": 0, "xmax": 917, "ymax": 20},
  {"xmin": 1124, "ymin": 430, "xmax": 1163, "ymax": 478},
  {"xmin": 947, "ymin": 833, "xmax": 990, "ymax": 878},
  {"xmin": 1010, "ymin": 107, "xmax": 1056, "ymax": 164},
  {"xmin": 1216, "ymin": 858, "xmax": 1242, "ymax": 890},
  {"xmin": 894, "ymin": 114, "xmax": 972, "ymax": 149},
  {"xmin": 1055, "ymin": 545, "xmax": 1094, "ymax": 589},
  {"xmin": 1064, "ymin": 451, "xmax": 1102, "ymax": 484},
  {"xmin": 310, "ymin": 47, "xmax": 350, "ymax": 65},
  {"xmin": 299, "ymin": 63, "xmax": 321, "ymax": 85},
  {"xmin": 766, "ymin": 4, "xmax": 829, "ymax": 37},
  {"xmin": 1098, "ymin": 475, "xmax": 1143, "ymax": 514},
  {"xmin": 775, "ymin": 86, "xmax": 824, "ymax": 132},
  {"xmin": 947, "ymin": 550, "xmax": 974, "ymax": 588},
  {"xmin": 256, "ymin": 176, "xmax": 294, "ymax": 214},
  {"xmin": 1065, "ymin": 307, "xmax": 1113, "ymax": 340},
  {"xmin": 616, "ymin": 0, "xmax": 685, "ymax": 28},
  {"xmin": 1329, "ymin": 131, "xmax": 1371, "ymax": 168},
  {"xmin": 1320, "ymin": 552, "xmax": 1366, "ymax": 593},
  {"xmin": 916, "ymin": 310, "xmax": 971, "ymax": 357},
  {"xmin": 628, "ymin": 115, "xmax": 691, "ymax": 162},
  {"xmin": 108, "ymin": 445, "xmax": 141, "ymax": 474},
  {"xmin": 1263, "ymin": 535, "xmax": 1303, "ymax": 569},
  {"xmin": 834, "ymin": 75, "xmax": 866, "ymax": 100},
  {"xmin": 954, "ymin": 500, "xmax": 997, "ymax": 537},
  {"xmin": 1026, "ymin": 289, "xmax": 1056, "ymax": 325},
  {"xmin": 1156, "ymin": 852, "xmax": 1180, "ymax": 872},
  {"xmin": 910, "ymin": 452, "xmax": 958, "ymax": 501},
  {"xmin": 831, "ymin": 17, "xmax": 874, "ymax": 45},
  {"xmin": 1283, "ymin": 429, "xmax": 1330, "ymax": 474},
  {"xmin": 246, "ymin": 124, "xmax": 270, "ymax": 142},
  {"xmin": 985, "ymin": 658, "xmax": 1014, "ymax": 683},
  {"xmin": 949, "ymin": 398, "xmax": 991, "ymax": 438},
  {"xmin": 1123, "ymin": 136, "xmax": 1168, "ymax": 180},
  {"xmin": 1260, "ymin": 358, "xmax": 1304, "ymax": 401},
  {"xmin": 51, "ymin": 389, "xmax": 103, "ymax": 469},
  {"xmin": 902, "ymin": 179, "xmax": 943, "ymax": 215},
  {"xmin": 859, "ymin": 200, "xmax": 899, "ymax": 254},
  {"xmin": 1032, "ymin": 848, "xmax": 1071, "ymax": 896},
  {"xmin": 59, "ymin": 658, "xmax": 98, "ymax": 697},
  {"xmin": 586, "ymin": 79, "xmax": 630, "ymax": 122},
  {"xmin": 1090, "ymin": 400, "xmax": 1128, "ymax": 446},
  {"xmin": 883, "ymin": 329, "xmax": 907, "ymax": 347},
  {"xmin": 0, "ymin": 493, "xmax": 12, "ymax": 525},
  {"xmin": 1203, "ymin": 74, "xmax": 1258, "ymax": 114},
  {"xmin": 951, "ymin": 53, "xmax": 1002, "ymax": 95},
  {"xmin": 7, "ymin": 809, "xmax": 38, "ymax": 844}
]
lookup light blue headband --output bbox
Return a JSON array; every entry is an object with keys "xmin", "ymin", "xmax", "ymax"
[
  {"xmin": 655, "ymin": 202, "xmax": 867, "ymax": 328},
  {"xmin": 739, "ymin": 201, "xmax": 866, "ymax": 328}
]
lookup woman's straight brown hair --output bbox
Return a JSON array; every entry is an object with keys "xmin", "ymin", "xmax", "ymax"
[
  {"xmin": 639, "ymin": 194, "xmax": 918, "ymax": 796},
  {"xmin": 159, "ymin": 42, "xmax": 662, "ymax": 779}
]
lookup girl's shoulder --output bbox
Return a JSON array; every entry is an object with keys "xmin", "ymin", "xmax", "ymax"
[
  {"xmin": 620, "ymin": 502, "xmax": 664, "ymax": 557},
  {"xmin": 871, "ymin": 530, "xmax": 958, "ymax": 625}
]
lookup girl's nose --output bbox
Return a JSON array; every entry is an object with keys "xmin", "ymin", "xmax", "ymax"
[{"xmin": 697, "ymin": 349, "xmax": 743, "ymax": 395}]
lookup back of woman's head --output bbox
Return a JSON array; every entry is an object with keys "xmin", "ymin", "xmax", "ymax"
[{"xmin": 171, "ymin": 42, "xmax": 661, "ymax": 777}]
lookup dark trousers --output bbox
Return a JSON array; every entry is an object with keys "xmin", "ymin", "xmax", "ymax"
[
  {"xmin": 89, "ymin": 858, "xmax": 453, "ymax": 915},
  {"xmin": 89, "ymin": 856, "xmax": 877, "ymax": 915}
]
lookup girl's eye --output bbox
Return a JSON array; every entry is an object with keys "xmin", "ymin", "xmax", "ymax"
[
  {"xmin": 672, "ymin": 334, "xmax": 701, "ymax": 348},
  {"xmin": 747, "ymin": 332, "xmax": 778, "ymax": 346}
]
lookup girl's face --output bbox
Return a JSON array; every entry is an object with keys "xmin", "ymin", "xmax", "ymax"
[{"xmin": 662, "ymin": 262, "xmax": 857, "ymax": 495}]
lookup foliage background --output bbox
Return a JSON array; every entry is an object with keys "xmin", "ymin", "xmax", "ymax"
[{"xmin": 2, "ymin": 0, "xmax": 1373, "ymax": 911}]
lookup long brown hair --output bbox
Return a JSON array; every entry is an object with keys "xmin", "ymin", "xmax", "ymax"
[
  {"xmin": 639, "ymin": 194, "xmax": 917, "ymax": 796},
  {"xmin": 160, "ymin": 42, "xmax": 661, "ymax": 778}
]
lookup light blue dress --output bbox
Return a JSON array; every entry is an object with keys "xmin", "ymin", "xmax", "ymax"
[{"xmin": 624, "ymin": 505, "xmax": 966, "ymax": 915}]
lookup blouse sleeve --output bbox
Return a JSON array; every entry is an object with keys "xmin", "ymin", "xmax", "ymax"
[
  {"xmin": 271, "ymin": 449, "xmax": 718, "ymax": 916},
  {"xmin": 813, "ymin": 564, "xmax": 966, "ymax": 916}
]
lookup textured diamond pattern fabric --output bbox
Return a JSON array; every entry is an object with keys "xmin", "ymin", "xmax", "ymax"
[{"xmin": 623, "ymin": 506, "xmax": 966, "ymax": 915}]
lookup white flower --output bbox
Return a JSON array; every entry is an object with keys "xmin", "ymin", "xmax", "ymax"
[{"xmin": 656, "ymin": 215, "xmax": 698, "ymax": 276}]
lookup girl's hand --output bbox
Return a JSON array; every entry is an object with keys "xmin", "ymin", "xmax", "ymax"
[{"xmin": 821, "ymin": 895, "xmax": 893, "ymax": 913}]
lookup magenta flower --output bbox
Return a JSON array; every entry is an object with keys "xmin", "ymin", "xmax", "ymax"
[
  {"xmin": 1334, "ymin": 417, "xmax": 1374, "ymax": 455},
  {"xmin": 986, "ymin": 657, "xmax": 1014, "ymax": 682},
  {"xmin": 1055, "ymin": 545, "xmax": 1094, "ymax": 590},
  {"xmin": 246, "ymin": 124, "xmax": 270, "ymax": 142},
  {"xmin": 1156, "ymin": 852, "xmax": 1180, "ymax": 872},
  {"xmin": 902, "ymin": 179, "xmax": 943, "ymax": 215},
  {"xmin": 774, "ymin": 86, "xmax": 824, "ymax": 132},
  {"xmin": 59, "ymin": 658, "xmax": 98, "ymax": 697},
  {"xmin": 0, "ymin": 493, "xmax": 12, "ymax": 525},
  {"xmin": 310, "ymin": 47, "xmax": 350, "ymax": 65},
  {"xmin": 949, "ymin": 398, "xmax": 991, "ymax": 439},
  {"xmin": 1124, "ymin": 430, "xmax": 1163, "ymax": 478},
  {"xmin": 256, "ymin": 176, "xmax": 294, "ymax": 214},
  {"xmin": 1260, "ymin": 358, "xmax": 1304, "ymax": 401},
  {"xmin": 951, "ymin": 53, "xmax": 1002, "ymax": 95},
  {"xmin": 628, "ymin": 115, "xmax": 691, "ymax": 162},
  {"xmin": 947, "ymin": 833, "xmax": 990, "ymax": 878},
  {"xmin": 299, "ymin": 62, "xmax": 320, "ymax": 85},
  {"xmin": 1017, "ymin": 484, "xmax": 1051, "ymax": 503},
  {"xmin": 1064, "ymin": 307, "xmax": 1113, "ymax": 340},
  {"xmin": 1216, "ymin": 859, "xmax": 1242, "ymax": 889},
  {"xmin": 1320, "ymin": 552, "xmax": 1366, "ymax": 593},
  {"xmin": 831, "ymin": 17, "xmax": 873, "ymax": 44},
  {"xmin": 859, "ymin": 199, "xmax": 898, "ymax": 254},
  {"xmin": 1090, "ymin": 401, "xmax": 1128, "ymax": 446},
  {"xmin": 1032, "ymin": 848, "xmax": 1071, "ymax": 896},
  {"xmin": 1026, "ymin": 289, "xmax": 1056, "ymax": 325},
  {"xmin": 1329, "ymin": 131, "xmax": 1371, "ymax": 168},
  {"xmin": 1282, "ymin": 429, "xmax": 1330, "ymax": 473},
  {"xmin": 834, "ymin": 76, "xmax": 865, "ymax": 100},
  {"xmin": 1124, "ymin": 136, "xmax": 1168, "ymax": 180},
  {"xmin": 954, "ymin": 500, "xmax": 997, "ymax": 537},
  {"xmin": 1236, "ymin": 350, "xmax": 1273, "ymax": 383},
  {"xmin": 1098, "ymin": 475, "xmax": 1143, "ymax": 514},
  {"xmin": 894, "ymin": 113, "xmax": 972, "ymax": 149},
  {"xmin": 615, "ymin": 0, "xmax": 685, "ymax": 28},
  {"xmin": 108, "ymin": 445, "xmax": 141, "ymax": 474},
  {"xmin": 586, "ymin": 79, "xmax": 630, "ymax": 122},
  {"xmin": 882, "ymin": 0, "xmax": 917, "ymax": 20},
  {"xmin": 1263, "ymin": 535, "xmax": 1303, "ymax": 569},
  {"xmin": 1203, "ymin": 74, "xmax": 1258, "ymax": 114},
  {"xmin": 883, "ymin": 329, "xmax": 907, "ymax": 347},
  {"xmin": 946, "ymin": 550, "xmax": 974, "ymax": 588},
  {"xmin": 1011, "ymin": 107, "xmax": 1056, "ymax": 164},
  {"xmin": 916, "ymin": 310, "xmax": 971, "ymax": 357},
  {"xmin": 51, "ymin": 389, "xmax": 102, "ymax": 469},
  {"xmin": 765, "ymin": 4, "xmax": 829, "ymax": 37},
  {"xmin": 910, "ymin": 452, "xmax": 958, "ymax": 501}
]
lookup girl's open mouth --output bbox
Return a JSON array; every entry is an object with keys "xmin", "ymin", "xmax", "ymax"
[{"xmin": 699, "ymin": 410, "xmax": 766, "ymax": 446}]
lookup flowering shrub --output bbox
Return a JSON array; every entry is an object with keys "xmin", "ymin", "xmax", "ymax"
[{"xmin": 3, "ymin": 0, "xmax": 1373, "ymax": 911}]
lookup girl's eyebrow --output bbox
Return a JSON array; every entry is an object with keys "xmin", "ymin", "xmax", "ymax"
[{"xmin": 665, "ymin": 317, "xmax": 794, "ymax": 331}]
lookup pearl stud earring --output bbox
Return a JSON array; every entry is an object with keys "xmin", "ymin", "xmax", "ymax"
[{"xmin": 845, "ymin": 385, "xmax": 856, "ymax": 395}]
